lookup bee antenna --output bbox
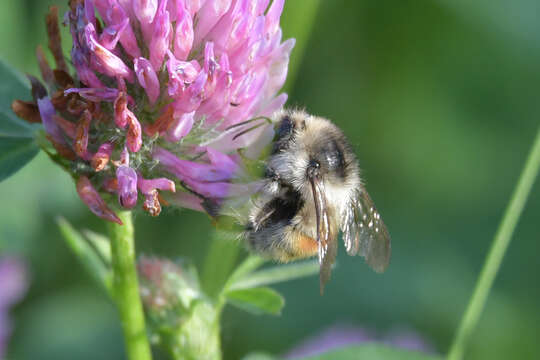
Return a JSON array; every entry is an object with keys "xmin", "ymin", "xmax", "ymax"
[
  {"xmin": 225, "ymin": 116, "xmax": 272, "ymax": 131},
  {"xmin": 232, "ymin": 122, "xmax": 267, "ymax": 141}
]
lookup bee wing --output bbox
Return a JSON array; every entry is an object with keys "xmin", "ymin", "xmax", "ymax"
[
  {"xmin": 310, "ymin": 178, "xmax": 337, "ymax": 293},
  {"xmin": 342, "ymin": 188, "xmax": 391, "ymax": 273}
]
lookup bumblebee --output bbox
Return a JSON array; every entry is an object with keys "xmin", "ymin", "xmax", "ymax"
[{"xmin": 243, "ymin": 109, "xmax": 391, "ymax": 292}]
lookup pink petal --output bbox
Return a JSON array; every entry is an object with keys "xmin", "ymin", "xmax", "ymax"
[
  {"xmin": 137, "ymin": 174, "xmax": 176, "ymax": 194},
  {"xmin": 154, "ymin": 147, "xmax": 234, "ymax": 182},
  {"xmin": 169, "ymin": 191, "xmax": 204, "ymax": 212},
  {"xmin": 172, "ymin": 71, "xmax": 208, "ymax": 112},
  {"xmin": 71, "ymin": 49, "xmax": 104, "ymax": 88},
  {"xmin": 65, "ymin": 87, "xmax": 119, "ymax": 102},
  {"xmin": 84, "ymin": 23, "xmax": 134, "ymax": 81},
  {"xmin": 193, "ymin": 0, "xmax": 232, "ymax": 47},
  {"xmin": 173, "ymin": 1, "xmax": 193, "ymax": 60},
  {"xmin": 264, "ymin": 0, "xmax": 284, "ymax": 37},
  {"xmin": 166, "ymin": 51, "xmax": 200, "ymax": 96},
  {"xmin": 166, "ymin": 111, "xmax": 195, "ymax": 142},
  {"xmin": 206, "ymin": 147, "xmax": 237, "ymax": 168},
  {"xmin": 134, "ymin": 57, "xmax": 160, "ymax": 104},
  {"xmin": 149, "ymin": 0, "xmax": 171, "ymax": 71},
  {"xmin": 99, "ymin": 17, "xmax": 129, "ymax": 50},
  {"xmin": 101, "ymin": 2, "xmax": 142, "ymax": 57},
  {"xmin": 133, "ymin": 0, "xmax": 158, "ymax": 33},
  {"xmin": 85, "ymin": 0, "xmax": 97, "ymax": 25},
  {"xmin": 37, "ymin": 97, "xmax": 64, "ymax": 144},
  {"xmin": 117, "ymin": 165, "xmax": 138, "ymax": 208}
]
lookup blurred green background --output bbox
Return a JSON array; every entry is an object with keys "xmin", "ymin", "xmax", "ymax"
[{"xmin": 1, "ymin": 0, "xmax": 540, "ymax": 359}]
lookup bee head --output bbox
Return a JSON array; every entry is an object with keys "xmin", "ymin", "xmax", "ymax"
[
  {"xmin": 305, "ymin": 136, "xmax": 348, "ymax": 184},
  {"xmin": 268, "ymin": 109, "xmax": 359, "ymax": 193}
]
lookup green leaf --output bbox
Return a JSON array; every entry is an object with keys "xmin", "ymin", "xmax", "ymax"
[
  {"xmin": 0, "ymin": 59, "xmax": 36, "ymax": 136},
  {"xmin": 291, "ymin": 345, "xmax": 440, "ymax": 360},
  {"xmin": 0, "ymin": 59, "xmax": 40, "ymax": 181},
  {"xmin": 226, "ymin": 287, "xmax": 284, "ymax": 316},
  {"xmin": 0, "ymin": 136, "xmax": 39, "ymax": 182},
  {"xmin": 57, "ymin": 217, "xmax": 112, "ymax": 293},
  {"xmin": 224, "ymin": 255, "xmax": 266, "ymax": 289},
  {"xmin": 82, "ymin": 229, "xmax": 112, "ymax": 265},
  {"xmin": 229, "ymin": 260, "xmax": 319, "ymax": 291}
]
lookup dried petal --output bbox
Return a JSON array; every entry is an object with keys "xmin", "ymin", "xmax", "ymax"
[
  {"xmin": 46, "ymin": 6, "xmax": 68, "ymax": 72},
  {"xmin": 76, "ymin": 176, "xmax": 122, "ymax": 224},
  {"xmin": 102, "ymin": 177, "xmax": 119, "ymax": 193},
  {"xmin": 126, "ymin": 113, "xmax": 142, "ymax": 152},
  {"xmin": 91, "ymin": 142, "xmax": 114, "ymax": 171},
  {"xmin": 36, "ymin": 46, "xmax": 54, "ymax": 86},
  {"xmin": 28, "ymin": 75, "xmax": 47, "ymax": 102},
  {"xmin": 46, "ymin": 135, "xmax": 76, "ymax": 160},
  {"xmin": 53, "ymin": 69, "xmax": 75, "ymax": 88},
  {"xmin": 74, "ymin": 110, "xmax": 92, "ymax": 157},
  {"xmin": 145, "ymin": 105, "xmax": 175, "ymax": 136},
  {"xmin": 11, "ymin": 100, "xmax": 41, "ymax": 124},
  {"xmin": 142, "ymin": 190, "xmax": 161, "ymax": 216},
  {"xmin": 114, "ymin": 91, "xmax": 129, "ymax": 128},
  {"xmin": 52, "ymin": 114, "xmax": 77, "ymax": 138}
]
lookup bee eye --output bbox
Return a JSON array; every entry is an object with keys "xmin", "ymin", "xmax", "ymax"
[
  {"xmin": 308, "ymin": 159, "xmax": 320, "ymax": 169},
  {"xmin": 276, "ymin": 115, "xmax": 293, "ymax": 138},
  {"xmin": 272, "ymin": 114, "xmax": 295, "ymax": 154}
]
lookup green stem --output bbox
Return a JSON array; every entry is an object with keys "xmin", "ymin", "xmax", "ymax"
[
  {"xmin": 447, "ymin": 127, "xmax": 540, "ymax": 360},
  {"xmin": 108, "ymin": 211, "xmax": 153, "ymax": 360},
  {"xmin": 201, "ymin": 230, "xmax": 241, "ymax": 299}
]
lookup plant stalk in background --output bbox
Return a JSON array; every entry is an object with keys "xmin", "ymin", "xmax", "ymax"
[
  {"xmin": 448, "ymin": 127, "xmax": 540, "ymax": 360},
  {"xmin": 108, "ymin": 211, "xmax": 152, "ymax": 360}
]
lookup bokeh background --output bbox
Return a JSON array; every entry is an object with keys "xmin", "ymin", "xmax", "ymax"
[{"xmin": 1, "ymin": 0, "xmax": 540, "ymax": 359}]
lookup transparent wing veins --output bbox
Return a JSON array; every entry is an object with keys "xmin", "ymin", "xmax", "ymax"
[{"xmin": 341, "ymin": 187, "xmax": 391, "ymax": 273}]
